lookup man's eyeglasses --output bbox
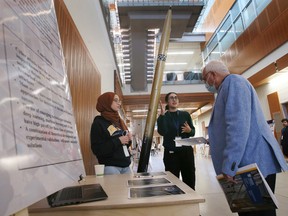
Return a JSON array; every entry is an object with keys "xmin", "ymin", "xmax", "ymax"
[
  {"xmin": 168, "ymin": 96, "xmax": 178, "ymax": 101},
  {"xmin": 202, "ymin": 71, "xmax": 212, "ymax": 83}
]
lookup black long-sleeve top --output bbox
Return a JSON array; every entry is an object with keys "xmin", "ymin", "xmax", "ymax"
[
  {"xmin": 157, "ymin": 110, "xmax": 195, "ymax": 151},
  {"xmin": 90, "ymin": 116, "xmax": 131, "ymax": 167}
]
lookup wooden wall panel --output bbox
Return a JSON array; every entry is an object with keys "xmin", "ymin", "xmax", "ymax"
[
  {"xmin": 267, "ymin": 0, "xmax": 279, "ymax": 23},
  {"xmin": 248, "ymin": 54, "xmax": 288, "ymax": 87},
  {"xmin": 268, "ymin": 92, "xmax": 281, "ymax": 118},
  {"xmin": 54, "ymin": 0, "xmax": 101, "ymax": 175},
  {"xmin": 267, "ymin": 92, "xmax": 282, "ymax": 140},
  {"xmin": 221, "ymin": 0, "xmax": 288, "ymax": 76},
  {"xmin": 276, "ymin": 53, "xmax": 288, "ymax": 70},
  {"xmin": 258, "ymin": 9, "xmax": 269, "ymax": 32},
  {"xmin": 248, "ymin": 63, "xmax": 275, "ymax": 87},
  {"xmin": 278, "ymin": 0, "xmax": 288, "ymax": 12}
]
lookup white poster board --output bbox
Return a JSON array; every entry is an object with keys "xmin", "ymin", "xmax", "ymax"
[{"xmin": 0, "ymin": 1, "xmax": 85, "ymax": 215}]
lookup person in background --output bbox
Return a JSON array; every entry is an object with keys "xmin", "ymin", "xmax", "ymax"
[
  {"xmin": 157, "ymin": 92, "xmax": 196, "ymax": 190},
  {"xmin": 90, "ymin": 92, "xmax": 132, "ymax": 175},
  {"xmin": 202, "ymin": 60, "xmax": 288, "ymax": 216},
  {"xmin": 281, "ymin": 118, "xmax": 288, "ymax": 157}
]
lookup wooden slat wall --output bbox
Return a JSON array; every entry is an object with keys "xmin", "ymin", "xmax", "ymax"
[
  {"xmin": 248, "ymin": 53, "xmax": 288, "ymax": 87},
  {"xmin": 267, "ymin": 92, "xmax": 282, "ymax": 140},
  {"xmin": 122, "ymin": 93, "xmax": 214, "ymax": 106},
  {"xmin": 248, "ymin": 63, "xmax": 276, "ymax": 87},
  {"xmin": 54, "ymin": 1, "xmax": 100, "ymax": 175},
  {"xmin": 276, "ymin": 53, "xmax": 288, "ymax": 71},
  {"xmin": 221, "ymin": 0, "xmax": 288, "ymax": 76}
]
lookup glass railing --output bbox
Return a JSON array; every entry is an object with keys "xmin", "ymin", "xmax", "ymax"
[
  {"xmin": 163, "ymin": 71, "xmax": 203, "ymax": 85},
  {"xmin": 203, "ymin": 0, "xmax": 272, "ymax": 63},
  {"xmin": 117, "ymin": 0, "xmax": 206, "ymax": 7}
]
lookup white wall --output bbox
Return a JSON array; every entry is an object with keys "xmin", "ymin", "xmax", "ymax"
[
  {"xmin": 64, "ymin": 0, "xmax": 116, "ymax": 93},
  {"xmin": 267, "ymin": 73, "xmax": 288, "ymax": 104},
  {"xmin": 255, "ymin": 84, "xmax": 272, "ymax": 120},
  {"xmin": 196, "ymin": 110, "xmax": 212, "ymax": 137},
  {"xmin": 255, "ymin": 73, "xmax": 288, "ymax": 119}
]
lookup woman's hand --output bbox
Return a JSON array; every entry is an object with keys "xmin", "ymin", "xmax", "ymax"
[
  {"xmin": 181, "ymin": 121, "xmax": 191, "ymax": 133},
  {"xmin": 119, "ymin": 135, "xmax": 130, "ymax": 145},
  {"xmin": 159, "ymin": 100, "xmax": 167, "ymax": 116},
  {"xmin": 127, "ymin": 131, "xmax": 132, "ymax": 141}
]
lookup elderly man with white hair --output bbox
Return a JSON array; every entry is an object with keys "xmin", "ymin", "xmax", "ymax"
[{"xmin": 202, "ymin": 60, "xmax": 288, "ymax": 216}]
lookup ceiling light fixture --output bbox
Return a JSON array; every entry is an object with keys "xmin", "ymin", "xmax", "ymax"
[
  {"xmin": 132, "ymin": 109, "xmax": 148, "ymax": 113},
  {"xmin": 133, "ymin": 114, "xmax": 147, "ymax": 118},
  {"xmin": 165, "ymin": 63, "xmax": 187, "ymax": 65},
  {"xmin": 179, "ymin": 107, "xmax": 198, "ymax": 110},
  {"xmin": 167, "ymin": 51, "xmax": 194, "ymax": 55},
  {"xmin": 118, "ymin": 63, "xmax": 130, "ymax": 66},
  {"xmin": 164, "ymin": 71, "xmax": 184, "ymax": 74}
]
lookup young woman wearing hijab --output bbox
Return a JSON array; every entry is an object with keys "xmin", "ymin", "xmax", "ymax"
[
  {"xmin": 90, "ymin": 92, "xmax": 132, "ymax": 175},
  {"xmin": 157, "ymin": 92, "xmax": 196, "ymax": 190}
]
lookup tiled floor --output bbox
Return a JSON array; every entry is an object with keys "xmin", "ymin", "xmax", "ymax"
[{"xmin": 146, "ymin": 145, "xmax": 288, "ymax": 216}]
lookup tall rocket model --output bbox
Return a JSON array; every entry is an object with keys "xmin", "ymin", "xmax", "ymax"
[{"xmin": 137, "ymin": 8, "xmax": 172, "ymax": 172}]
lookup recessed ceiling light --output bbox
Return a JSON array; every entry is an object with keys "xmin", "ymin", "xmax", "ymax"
[
  {"xmin": 168, "ymin": 51, "xmax": 194, "ymax": 55},
  {"xmin": 132, "ymin": 109, "xmax": 148, "ymax": 113},
  {"xmin": 133, "ymin": 114, "xmax": 147, "ymax": 117},
  {"xmin": 165, "ymin": 63, "xmax": 187, "ymax": 65},
  {"xmin": 179, "ymin": 107, "xmax": 198, "ymax": 110},
  {"xmin": 118, "ymin": 63, "xmax": 131, "ymax": 66}
]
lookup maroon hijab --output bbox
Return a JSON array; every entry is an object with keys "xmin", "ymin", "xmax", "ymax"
[{"xmin": 96, "ymin": 92, "xmax": 127, "ymax": 130}]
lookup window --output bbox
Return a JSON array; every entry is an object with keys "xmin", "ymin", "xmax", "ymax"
[
  {"xmin": 255, "ymin": 0, "xmax": 271, "ymax": 14},
  {"xmin": 210, "ymin": 45, "xmax": 220, "ymax": 60},
  {"xmin": 207, "ymin": 36, "xmax": 218, "ymax": 53},
  {"xmin": 230, "ymin": 2, "xmax": 240, "ymax": 21},
  {"xmin": 242, "ymin": 1, "xmax": 256, "ymax": 28},
  {"xmin": 239, "ymin": 0, "xmax": 251, "ymax": 11},
  {"xmin": 203, "ymin": 0, "xmax": 271, "ymax": 63},
  {"xmin": 220, "ymin": 27, "xmax": 235, "ymax": 53},
  {"xmin": 234, "ymin": 15, "xmax": 244, "ymax": 38},
  {"xmin": 218, "ymin": 16, "xmax": 232, "ymax": 40},
  {"xmin": 203, "ymin": 47, "xmax": 209, "ymax": 59}
]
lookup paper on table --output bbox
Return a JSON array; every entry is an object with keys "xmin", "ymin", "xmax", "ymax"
[
  {"xmin": 133, "ymin": 171, "xmax": 167, "ymax": 178},
  {"xmin": 127, "ymin": 177, "xmax": 171, "ymax": 186},
  {"xmin": 175, "ymin": 137, "xmax": 208, "ymax": 147},
  {"xmin": 129, "ymin": 185, "xmax": 185, "ymax": 199}
]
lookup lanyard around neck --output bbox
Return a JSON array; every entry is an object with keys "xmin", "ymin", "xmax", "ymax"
[{"xmin": 170, "ymin": 110, "xmax": 179, "ymax": 137}]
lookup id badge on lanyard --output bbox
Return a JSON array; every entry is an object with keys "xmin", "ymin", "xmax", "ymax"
[
  {"xmin": 173, "ymin": 111, "xmax": 180, "ymax": 137},
  {"xmin": 123, "ymin": 145, "xmax": 130, "ymax": 157}
]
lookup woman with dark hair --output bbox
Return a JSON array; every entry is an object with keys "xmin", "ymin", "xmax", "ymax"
[
  {"xmin": 90, "ymin": 92, "xmax": 132, "ymax": 175},
  {"xmin": 157, "ymin": 92, "xmax": 196, "ymax": 190}
]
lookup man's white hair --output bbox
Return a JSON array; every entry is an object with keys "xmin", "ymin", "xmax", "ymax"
[{"xmin": 203, "ymin": 60, "xmax": 230, "ymax": 75}]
